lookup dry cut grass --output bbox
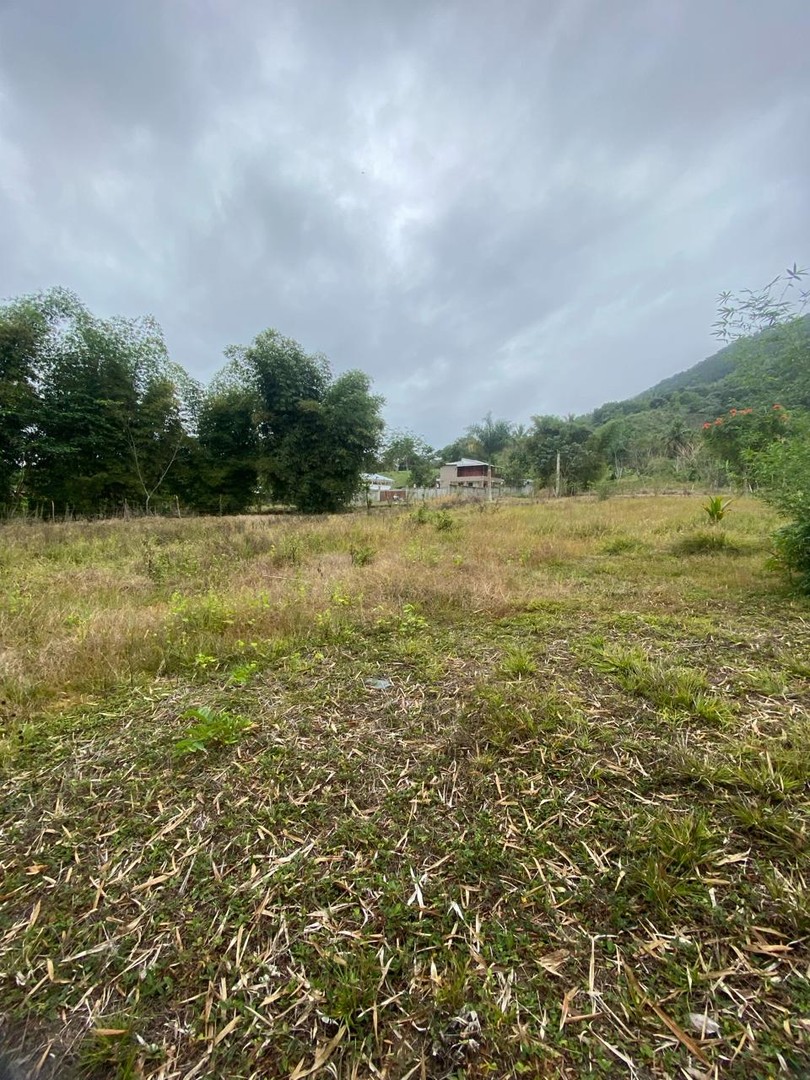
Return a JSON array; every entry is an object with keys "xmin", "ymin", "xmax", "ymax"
[{"xmin": 1, "ymin": 495, "xmax": 809, "ymax": 1078}]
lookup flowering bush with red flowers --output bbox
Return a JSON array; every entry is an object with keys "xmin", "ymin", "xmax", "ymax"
[{"xmin": 700, "ymin": 405, "xmax": 790, "ymax": 483}]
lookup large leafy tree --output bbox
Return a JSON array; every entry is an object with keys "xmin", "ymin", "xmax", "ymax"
[
  {"xmin": 465, "ymin": 412, "xmax": 513, "ymax": 461},
  {"xmin": 3, "ymin": 288, "xmax": 197, "ymax": 515},
  {"xmin": 437, "ymin": 436, "xmax": 475, "ymax": 464},
  {"xmin": 701, "ymin": 405, "xmax": 790, "ymax": 485},
  {"xmin": 380, "ymin": 430, "xmax": 436, "ymax": 487},
  {"xmin": 589, "ymin": 418, "xmax": 630, "ymax": 479},
  {"xmin": 32, "ymin": 322, "xmax": 137, "ymax": 512},
  {"xmin": 0, "ymin": 302, "xmax": 45, "ymax": 512},
  {"xmin": 526, "ymin": 415, "xmax": 603, "ymax": 493},
  {"xmin": 194, "ymin": 384, "xmax": 260, "ymax": 513},
  {"xmin": 127, "ymin": 375, "xmax": 194, "ymax": 513},
  {"xmin": 495, "ymin": 425, "xmax": 533, "ymax": 487},
  {"xmin": 224, "ymin": 329, "xmax": 384, "ymax": 513},
  {"xmin": 311, "ymin": 369, "xmax": 384, "ymax": 511}
]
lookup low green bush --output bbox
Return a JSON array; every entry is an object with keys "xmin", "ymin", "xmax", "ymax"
[
  {"xmin": 771, "ymin": 518, "xmax": 810, "ymax": 594},
  {"xmin": 752, "ymin": 426, "xmax": 810, "ymax": 593},
  {"xmin": 671, "ymin": 530, "xmax": 739, "ymax": 556}
]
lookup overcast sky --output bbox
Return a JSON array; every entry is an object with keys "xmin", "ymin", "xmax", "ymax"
[{"xmin": 0, "ymin": 0, "xmax": 808, "ymax": 445}]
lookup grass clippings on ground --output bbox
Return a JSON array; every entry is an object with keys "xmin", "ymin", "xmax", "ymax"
[{"xmin": 0, "ymin": 495, "xmax": 809, "ymax": 1077}]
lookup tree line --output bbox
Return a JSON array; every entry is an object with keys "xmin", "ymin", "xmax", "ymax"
[
  {"xmin": 0, "ymin": 288, "xmax": 383, "ymax": 516},
  {"xmin": 2, "ymin": 272, "xmax": 808, "ymax": 534}
]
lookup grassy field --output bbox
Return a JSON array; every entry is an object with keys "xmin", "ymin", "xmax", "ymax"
[{"xmin": 1, "ymin": 496, "xmax": 809, "ymax": 1079}]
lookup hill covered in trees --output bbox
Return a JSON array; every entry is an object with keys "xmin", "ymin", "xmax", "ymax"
[{"xmin": 590, "ymin": 313, "xmax": 810, "ymax": 423}]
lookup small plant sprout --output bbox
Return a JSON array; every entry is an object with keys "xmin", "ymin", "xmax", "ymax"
[
  {"xmin": 703, "ymin": 496, "xmax": 731, "ymax": 525},
  {"xmin": 173, "ymin": 706, "xmax": 252, "ymax": 756},
  {"xmin": 228, "ymin": 660, "xmax": 259, "ymax": 685}
]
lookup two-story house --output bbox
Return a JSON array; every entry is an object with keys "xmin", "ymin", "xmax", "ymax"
[{"xmin": 438, "ymin": 458, "xmax": 503, "ymax": 491}]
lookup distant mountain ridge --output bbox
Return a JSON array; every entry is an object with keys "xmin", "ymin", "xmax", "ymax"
[
  {"xmin": 629, "ymin": 342, "xmax": 739, "ymax": 404},
  {"xmin": 587, "ymin": 313, "xmax": 810, "ymax": 429}
]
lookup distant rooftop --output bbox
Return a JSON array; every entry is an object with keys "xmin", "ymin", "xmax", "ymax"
[
  {"xmin": 361, "ymin": 473, "xmax": 394, "ymax": 484},
  {"xmin": 444, "ymin": 457, "xmax": 490, "ymax": 467}
]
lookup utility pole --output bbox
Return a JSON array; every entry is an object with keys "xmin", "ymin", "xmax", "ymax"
[
  {"xmin": 488, "ymin": 462, "xmax": 493, "ymax": 503},
  {"xmin": 555, "ymin": 450, "xmax": 561, "ymax": 498}
]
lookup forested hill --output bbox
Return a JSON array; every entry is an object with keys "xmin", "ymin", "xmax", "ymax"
[
  {"xmin": 588, "ymin": 313, "xmax": 810, "ymax": 429},
  {"xmin": 628, "ymin": 342, "xmax": 739, "ymax": 405}
]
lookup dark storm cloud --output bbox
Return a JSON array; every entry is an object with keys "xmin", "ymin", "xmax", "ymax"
[{"xmin": 1, "ymin": 0, "xmax": 808, "ymax": 445}]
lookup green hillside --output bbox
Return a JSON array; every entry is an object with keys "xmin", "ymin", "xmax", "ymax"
[
  {"xmin": 559, "ymin": 313, "xmax": 810, "ymax": 487},
  {"xmin": 630, "ymin": 342, "xmax": 739, "ymax": 406},
  {"xmin": 589, "ymin": 314, "xmax": 810, "ymax": 429}
]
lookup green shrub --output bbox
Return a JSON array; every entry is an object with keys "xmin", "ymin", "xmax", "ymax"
[
  {"xmin": 410, "ymin": 506, "xmax": 455, "ymax": 532},
  {"xmin": 751, "ymin": 424, "xmax": 810, "ymax": 593},
  {"xmin": 397, "ymin": 602, "xmax": 428, "ymax": 635},
  {"xmin": 432, "ymin": 509, "xmax": 455, "ymax": 532},
  {"xmin": 671, "ymin": 530, "xmax": 738, "ymax": 556},
  {"xmin": 771, "ymin": 519, "xmax": 810, "ymax": 594},
  {"xmin": 272, "ymin": 536, "xmax": 302, "ymax": 565},
  {"xmin": 349, "ymin": 542, "xmax": 375, "ymax": 566}
]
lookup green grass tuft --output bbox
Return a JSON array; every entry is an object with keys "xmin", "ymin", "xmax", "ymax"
[{"xmin": 671, "ymin": 528, "xmax": 739, "ymax": 555}]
